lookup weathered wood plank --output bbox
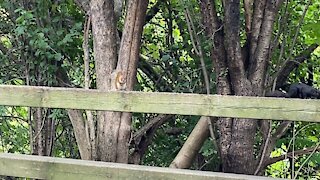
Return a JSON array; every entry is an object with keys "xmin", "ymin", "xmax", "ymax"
[
  {"xmin": 0, "ymin": 85, "xmax": 319, "ymax": 122},
  {"xmin": 0, "ymin": 153, "xmax": 281, "ymax": 180}
]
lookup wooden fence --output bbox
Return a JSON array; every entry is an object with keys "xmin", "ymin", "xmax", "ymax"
[
  {"xmin": 0, "ymin": 85, "xmax": 319, "ymax": 179},
  {"xmin": 0, "ymin": 153, "xmax": 281, "ymax": 180}
]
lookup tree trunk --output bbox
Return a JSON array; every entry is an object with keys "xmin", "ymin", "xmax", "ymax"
[
  {"xmin": 88, "ymin": 0, "xmax": 148, "ymax": 163},
  {"xmin": 199, "ymin": 0, "xmax": 283, "ymax": 174}
]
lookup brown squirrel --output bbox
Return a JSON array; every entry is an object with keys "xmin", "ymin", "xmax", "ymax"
[{"xmin": 113, "ymin": 71, "xmax": 126, "ymax": 90}]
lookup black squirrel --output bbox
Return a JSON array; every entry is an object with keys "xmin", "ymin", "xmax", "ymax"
[
  {"xmin": 266, "ymin": 83, "xmax": 320, "ymax": 99},
  {"xmin": 286, "ymin": 83, "xmax": 320, "ymax": 99},
  {"xmin": 265, "ymin": 90, "xmax": 287, "ymax": 98}
]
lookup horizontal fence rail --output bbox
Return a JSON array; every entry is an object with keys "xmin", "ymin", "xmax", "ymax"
[
  {"xmin": 0, "ymin": 85, "xmax": 319, "ymax": 122},
  {"xmin": 0, "ymin": 153, "xmax": 281, "ymax": 180}
]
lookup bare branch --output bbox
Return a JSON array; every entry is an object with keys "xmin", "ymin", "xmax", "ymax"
[
  {"xmin": 130, "ymin": 114, "xmax": 174, "ymax": 164},
  {"xmin": 138, "ymin": 55, "xmax": 174, "ymax": 91},
  {"xmin": 184, "ymin": 8, "xmax": 210, "ymax": 94},
  {"xmin": 294, "ymin": 143, "xmax": 320, "ymax": 179},
  {"xmin": 170, "ymin": 116, "xmax": 210, "ymax": 168},
  {"xmin": 133, "ymin": 114, "xmax": 173, "ymax": 142},
  {"xmin": 68, "ymin": 109, "xmax": 91, "ymax": 160},
  {"xmin": 254, "ymin": 120, "xmax": 272, "ymax": 175},
  {"xmin": 287, "ymin": 0, "xmax": 312, "ymax": 62},
  {"xmin": 264, "ymin": 145, "xmax": 320, "ymax": 167},
  {"xmin": 55, "ymin": 64, "xmax": 92, "ymax": 160},
  {"xmin": 272, "ymin": 121, "xmax": 291, "ymax": 141},
  {"xmin": 83, "ymin": 15, "xmax": 96, "ymax": 160}
]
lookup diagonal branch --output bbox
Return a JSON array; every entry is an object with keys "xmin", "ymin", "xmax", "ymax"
[
  {"xmin": 275, "ymin": 44, "xmax": 318, "ymax": 89},
  {"xmin": 133, "ymin": 114, "xmax": 173, "ymax": 142},
  {"xmin": 254, "ymin": 120, "xmax": 272, "ymax": 175},
  {"xmin": 55, "ymin": 67, "xmax": 91, "ymax": 160},
  {"xmin": 170, "ymin": 116, "xmax": 210, "ymax": 168},
  {"xmin": 184, "ymin": 8, "xmax": 210, "ymax": 94},
  {"xmin": 130, "ymin": 114, "xmax": 174, "ymax": 164},
  {"xmin": 264, "ymin": 145, "xmax": 320, "ymax": 167},
  {"xmin": 138, "ymin": 55, "xmax": 174, "ymax": 91},
  {"xmin": 271, "ymin": 121, "xmax": 291, "ymax": 141}
]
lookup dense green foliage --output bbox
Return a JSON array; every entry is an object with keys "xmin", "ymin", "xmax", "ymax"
[{"xmin": 0, "ymin": 0, "xmax": 319, "ymax": 178}]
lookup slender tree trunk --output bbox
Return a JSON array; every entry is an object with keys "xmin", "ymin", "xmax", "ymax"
[
  {"xmin": 169, "ymin": 116, "xmax": 210, "ymax": 168},
  {"xmin": 89, "ymin": 0, "xmax": 148, "ymax": 162}
]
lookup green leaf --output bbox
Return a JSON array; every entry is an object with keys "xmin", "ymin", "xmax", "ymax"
[
  {"xmin": 308, "ymin": 136, "xmax": 318, "ymax": 142},
  {"xmin": 162, "ymin": 54, "xmax": 170, "ymax": 61},
  {"xmin": 15, "ymin": 26, "xmax": 26, "ymax": 36},
  {"xmin": 54, "ymin": 53, "xmax": 62, "ymax": 61}
]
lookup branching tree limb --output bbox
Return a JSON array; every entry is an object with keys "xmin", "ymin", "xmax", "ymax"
[
  {"xmin": 133, "ymin": 114, "xmax": 173, "ymax": 143},
  {"xmin": 130, "ymin": 114, "xmax": 174, "ymax": 164}
]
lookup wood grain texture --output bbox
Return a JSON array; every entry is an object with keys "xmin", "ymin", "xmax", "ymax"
[
  {"xmin": 0, "ymin": 153, "xmax": 282, "ymax": 180},
  {"xmin": 0, "ymin": 85, "xmax": 319, "ymax": 122}
]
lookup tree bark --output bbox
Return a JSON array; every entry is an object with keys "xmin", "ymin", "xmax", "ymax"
[
  {"xmin": 90, "ymin": 0, "xmax": 118, "ymax": 162},
  {"xmin": 169, "ymin": 116, "xmax": 210, "ymax": 168},
  {"xmin": 67, "ymin": 110, "xmax": 91, "ymax": 160},
  {"xmin": 199, "ymin": 0, "xmax": 284, "ymax": 174},
  {"xmin": 90, "ymin": 0, "xmax": 148, "ymax": 163},
  {"xmin": 199, "ymin": 0, "xmax": 233, "ymax": 169},
  {"xmin": 115, "ymin": 0, "xmax": 148, "ymax": 163}
]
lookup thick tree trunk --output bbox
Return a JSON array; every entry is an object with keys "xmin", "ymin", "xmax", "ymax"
[
  {"xmin": 199, "ymin": 0, "xmax": 283, "ymax": 174},
  {"xmin": 90, "ymin": 0, "xmax": 119, "ymax": 162}
]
